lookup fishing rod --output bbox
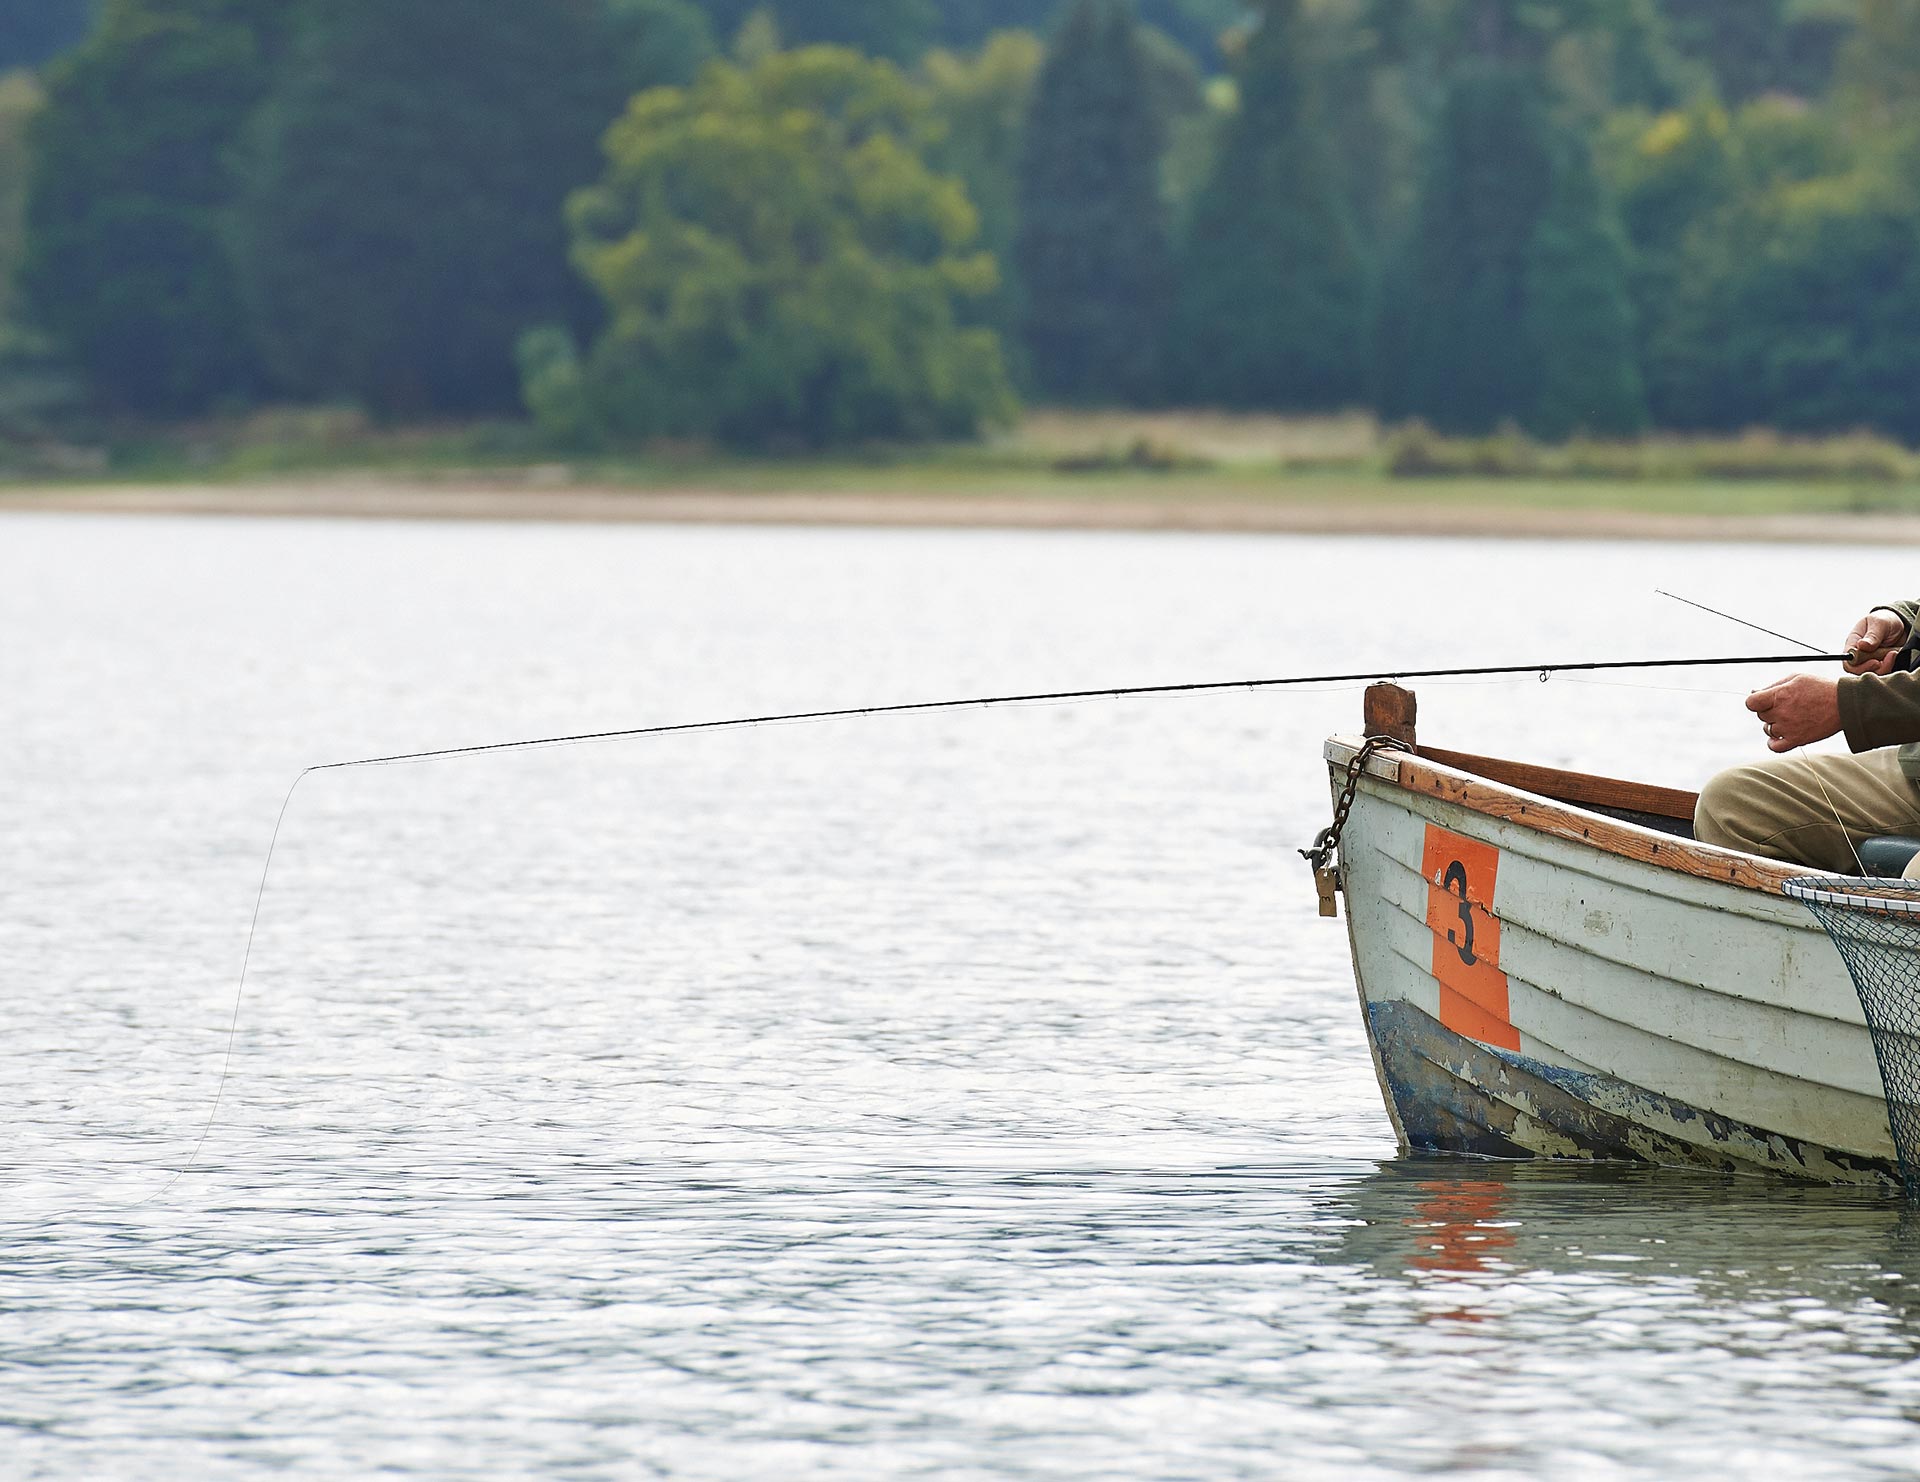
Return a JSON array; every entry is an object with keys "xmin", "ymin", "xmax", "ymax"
[
  {"xmin": 318, "ymin": 651, "xmax": 1850, "ymax": 772},
  {"xmin": 148, "ymin": 645, "xmax": 1852, "ymax": 1202}
]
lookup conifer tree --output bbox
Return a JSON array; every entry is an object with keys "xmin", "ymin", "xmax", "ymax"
[
  {"xmin": 17, "ymin": 0, "xmax": 281, "ymax": 413},
  {"xmin": 1382, "ymin": 0, "xmax": 1646, "ymax": 437},
  {"xmin": 1171, "ymin": 0, "xmax": 1367, "ymax": 409},
  {"xmin": 1384, "ymin": 63, "xmax": 1551, "ymax": 431},
  {"xmin": 232, "ymin": 0, "xmax": 649, "ymax": 416},
  {"xmin": 1524, "ymin": 141, "xmax": 1646, "ymax": 438},
  {"xmin": 937, "ymin": 0, "xmax": 1239, "ymax": 66},
  {"xmin": 693, "ymin": 0, "xmax": 937, "ymax": 60},
  {"xmin": 1017, "ymin": 0, "xmax": 1174, "ymax": 404}
]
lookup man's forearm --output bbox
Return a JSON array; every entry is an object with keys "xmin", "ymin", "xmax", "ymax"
[{"xmin": 1840, "ymin": 670, "xmax": 1920, "ymax": 750}]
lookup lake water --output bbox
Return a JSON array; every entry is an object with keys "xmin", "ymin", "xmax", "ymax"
[{"xmin": 5, "ymin": 512, "xmax": 1920, "ymax": 1478}]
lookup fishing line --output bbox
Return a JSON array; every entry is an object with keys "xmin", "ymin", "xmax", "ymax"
[
  {"xmin": 1652, "ymin": 589, "xmax": 1874, "ymax": 871},
  {"xmin": 1800, "ymin": 750, "xmax": 1869, "ymax": 876},
  {"xmin": 1561, "ymin": 675, "xmax": 1754, "ymax": 696},
  {"xmin": 143, "ymin": 647, "xmax": 1853, "ymax": 1200},
  {"xmin": 1656, "ymin": 589, "xmax": 1826, "ymax": 655}
]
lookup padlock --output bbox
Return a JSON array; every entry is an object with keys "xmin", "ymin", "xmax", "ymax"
[{"xmin": 1314, "ymin": 865, "xmax": 1340, "ymax": 919}]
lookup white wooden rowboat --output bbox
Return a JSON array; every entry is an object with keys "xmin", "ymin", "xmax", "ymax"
[{"xmin": 1324, "ymin": 686, "xmax": 1902, "ymax": 1188}]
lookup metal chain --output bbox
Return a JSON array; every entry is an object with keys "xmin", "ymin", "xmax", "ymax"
[{"xmin": 1300, "ymin": 735, "xmax": 1413, "ymax": 873}]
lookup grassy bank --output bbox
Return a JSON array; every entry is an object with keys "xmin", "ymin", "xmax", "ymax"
[{"xmin": 9, "ymin": 409, "xmax": 1920, "ymax": 525}]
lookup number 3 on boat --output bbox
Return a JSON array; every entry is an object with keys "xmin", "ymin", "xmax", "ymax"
[
  {"xmin": 1316, "ymin": 684, "xmax": 1906, "ymax": 1190},
  {"xmin": 1421, "ymin": 827, "xmax": 1521, "ymax": 1055}
]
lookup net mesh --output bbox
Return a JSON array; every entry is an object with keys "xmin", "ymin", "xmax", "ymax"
[{"xmin": 1786, "ymin": 876, "xmax": 1920, "ymax": 1198}]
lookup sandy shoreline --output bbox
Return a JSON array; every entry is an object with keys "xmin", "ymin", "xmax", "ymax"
[{"xmin": 2, "ymin": 477, "xmax": 1915, "ymax": 542}]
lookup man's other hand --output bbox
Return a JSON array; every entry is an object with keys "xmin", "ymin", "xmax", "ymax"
[
  {"xmin": 1845, "ymin": 609, "xmax": 1909, "ymax": 674},
  {"xmin": 1747, "ymin": 675, "xmax": 1843, "ymax": 753}
]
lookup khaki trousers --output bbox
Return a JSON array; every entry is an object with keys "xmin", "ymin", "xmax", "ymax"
[{"xmin": 1695, "ymin": 746, "xmax": 1920, "ymax": 874}]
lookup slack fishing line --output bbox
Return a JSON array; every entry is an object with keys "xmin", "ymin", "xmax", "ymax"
[{"xmin": 146, "ymin": 646, "xmax": 1855, "ymax": 1201}]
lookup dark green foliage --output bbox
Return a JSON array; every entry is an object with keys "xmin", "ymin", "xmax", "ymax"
[
  {"xmin": 1524, "ymin": 143, "xmax": 1647, "ymax": 436},
  {"xmin": 1653, "ymin": 181, "xmax": 1920, "ymax": 440},
  {"xmin": 604, "ymin": 0, "xmax": 717, "ymax": 86},
  {"xmin": 0, "ymin": 71, "xmax": 43, "ymax": 324},
  {"xmin": 18, "ymin": 0, "xmax": 278, "ymax": 414},
  {"xmin": 233, "ymin": 0, "xmax": 643, "ymax": 416},
  {"xmin": 1385, "ymin": 58, "xmax": 1643, "ymax": 436},
  {"xmin": 1017, "ymin": 0, "xmax": 1176, "ymax": 403},
  {"xmin": 0, "ymin": 0, "xmax": 97, "ymax": 71},
  {"xmin": 1838, "ymin": 0, "xmax": 1920, "ymax": 126},
  {"xmin": 0, "ymin": 74, "xmax": 84, "ymax": 444},
  {"xmin": 1617, "ymin": 96, "xmax": 1920, "ymax": 441},
  {"xmin": 1171, "ymin": 0, "xmax": 1368, "ymax": 408},
  {"xmin": 935, "ymin": 0, "xmax": 1241, "ymax": 68},
  {"xmin": 693, "ymin": 0, "xmax": 939, "ymax": 60},
  {"xmin": 1659, "ymin": 0, "xmax": 1784, "ymax": 99},
  {"xmin": 539, "ymin": 47, "xmax": 1015, "ymax": 448},
  {"xmin": 924, "ymin": 30, "xmax": 1042, "ymax": 344},
  {"xmin": 1385, "ymin": 65, "xmax": 1553, "ymax": 431},
  {"xmin": 1660, "ymin": 0, "xmax": 1853, "ymax": 101},
  {"xmin": 1139, "ymin": 0, "xmax": 1245, "ymax": 66},
  {"xmin": 934, "ymin": 0, "xmax": 1048, "ymax": 46},
  {"xmin": 0, "ymin": 323, "xmax": 87, "ymax": 444},
  {"xmin": 1596, "ymin": 0, "xmax": 1700, "ymax": 110}
]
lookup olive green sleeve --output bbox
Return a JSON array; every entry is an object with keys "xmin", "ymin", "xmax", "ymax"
[
  {"xmin": 1839, "ymin": 671, "xmax": 1920, "ymax": 751},
  {"xmin": 1878, "ymin": 600, "xmax": 1920, "ymax": 638}
]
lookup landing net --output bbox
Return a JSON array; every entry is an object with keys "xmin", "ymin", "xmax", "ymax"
[{"xmin": 1785, "ymin": 877, "xmax": 1920, "ymax": 1199}]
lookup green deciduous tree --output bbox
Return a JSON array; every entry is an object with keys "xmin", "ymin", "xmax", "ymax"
[
  {"xmin": 1017, "ymin": 0, "xmax": 1175, "ymax": 403},
  {"xmin": 1171, "ymin": 0, "xmax": 1369, "ymax": 409},
  {"xmin": 1838, "ymin": 0, "xmax": 1920, "ymax": 139},
  {"xmin": 18, "ymin": 0, "xmax": 281, "ymax": 414},
  {"xmin": 1613, "ymin": 95, "xmax": 1920, "ymax": 440},
  {"xmin": 1653, "ymin": 172, "xmax": 1920, "ymax": 439},
  {"xmin": 233, "ymin": 0, "xmax": 672, "ymax": 416},
  {"xmin": 924, "ymin": 30, "xmax": 1042, "ymax": 344},
  {"xmin": 536, "ymin": 46, "xmax": 1015, "ymax": 448}
]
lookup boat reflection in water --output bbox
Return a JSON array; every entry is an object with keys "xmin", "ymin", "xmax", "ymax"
[{"xmin": 1316, "ymin": 1159, "xmax": 1920, "ymax": 1337}]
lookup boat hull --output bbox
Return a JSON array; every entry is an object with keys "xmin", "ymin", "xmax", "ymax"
[{"xmin": 1329, "ymin": 739, "xmax": 1899, "ymax": 1188}]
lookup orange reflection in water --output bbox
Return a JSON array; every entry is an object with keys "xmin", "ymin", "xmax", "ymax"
[{"xmin": 1407, "ymin": 1180, "xmax": 1516, "ymax": 1322}]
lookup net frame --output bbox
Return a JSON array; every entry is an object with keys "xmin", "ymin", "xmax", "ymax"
[{"xmin": 1785, "ymin": 876, "xmax": 1920, "ymax": 1199}]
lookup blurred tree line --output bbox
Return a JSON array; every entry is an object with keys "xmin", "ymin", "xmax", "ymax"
[{"xmin": 2, "ymin": 0, "xmax": 1919, "ymax": 449}]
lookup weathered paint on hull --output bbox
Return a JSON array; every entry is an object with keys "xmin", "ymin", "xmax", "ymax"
[
  {"xmin": 1330, "ymin": 738, "xmax": 1902, "ymax": 1187},
  {"xmin": 1369, "ymin": 999, "xmax": 1898, "ymax": 1188}
]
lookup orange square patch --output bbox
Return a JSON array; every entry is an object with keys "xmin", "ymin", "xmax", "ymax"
[{"xmin": 1421, "ymin": 825, "xmax": 1520, "ymax": 1052}]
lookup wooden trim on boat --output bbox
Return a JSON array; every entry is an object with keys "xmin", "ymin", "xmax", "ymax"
[
  {"xmin": 1416, "ymin": 745, "xmax": 1698, "ymax": 822},
  {"xmin": 1327, "ymin": 737, "xmax": 1801, "ymax": 894}
]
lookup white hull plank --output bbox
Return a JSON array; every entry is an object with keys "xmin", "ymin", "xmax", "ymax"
[
  {"xmin": 1364, "ymin": 836, "xmax": 1883, "ymax": 1099},
  {"xmin": 1329, "ymin": 738, "xmax": 1900, "ymax": 1182}
]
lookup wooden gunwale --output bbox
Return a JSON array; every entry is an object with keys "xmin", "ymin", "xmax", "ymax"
[
  {"xmin": 1416, "ymin": 745, "xmax": 1698, "ymax": 822},
  {"xmin": 1326, "ymin": 735, "xmax": 1800, "ymax": 895}
]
